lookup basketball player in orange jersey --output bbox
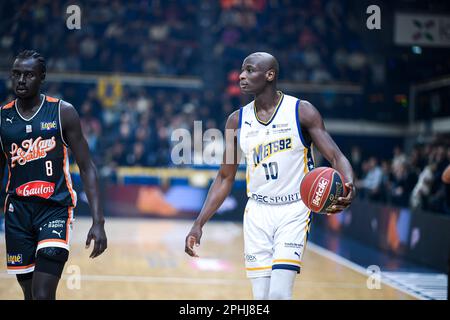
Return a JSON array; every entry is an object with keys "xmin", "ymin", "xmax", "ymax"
[
  {"xmin": 185, "ymin": 52, "xmax": 355, "ymax": 299},
  {"xmin": 0, "ymin": 50, "xmax": 107, "ymax": 300}
]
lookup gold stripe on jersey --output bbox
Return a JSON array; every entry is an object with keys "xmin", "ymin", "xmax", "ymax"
[
  {"xmin": 303, "ymin": 148, "xmax": 308, "ymax": 174},
  {"xmin": 246, "ymin": 167, "xmax": 250, "ymax": 194},
  {"xmin": 253, "ymin": 91, "xmax": 284, "ymax": 125},
  {"xmin": 245, "ymin": 266, "xmax": 272, "ymax": 271}
]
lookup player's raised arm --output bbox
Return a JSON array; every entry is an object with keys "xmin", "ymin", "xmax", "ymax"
[
  {"xmin": 298, "ymin": 100, "xmax": 356, "ymax": 214},
  {"xmin": 60, "ymin": 101, "xmax": 107, "ymax": 258},
  {"xmin": 185, "ymin": 110, "xmax": 241, "ymax": 257}
]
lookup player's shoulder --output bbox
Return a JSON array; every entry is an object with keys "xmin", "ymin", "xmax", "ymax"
[
  {"xmin": 242, "ymin": 99, "xmax": 254, "ymax": 109},
  {"xmin": 226, "ymin": 109, "xmax": 241, "ymax": 129},
  {"xmin": 59, "ymin": 100, "xmax": 80, "ymax": 126},
  {"xmin": 56, "ymin": 98, "xmax": 77, "ymax": 117},
  {"xmin": 58, "ymin": 99, "xmax": 75, "ymax": 110},
  {"xmin": 282, "ymin": 93, "xmax": 299, "ymax": 104},
  {"xmin": 45, "ymin": 95, "xmax": 60, "ymax": 103},
  {"xmin": 43, "ymin": 95, "xmax": 74, "ymax": 111},
  {"xmin": 297, "ymin": 99, "xmax": 320, "ymax": 115},
  {"xmin": 1, "ymin": 100, "xmax": 15, "ymax": 110},
  {"xmin": 297, "ymin": 99, "xmax": 324, "ymax": 128}
]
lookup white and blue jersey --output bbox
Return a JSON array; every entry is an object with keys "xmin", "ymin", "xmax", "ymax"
[
  {"xmin": 238, "ymin": 92, "xmax": 314, "ymax": 278},
  {"xmin": 239, "ymin": 92, "xmax": 314, "ymax": 205}
]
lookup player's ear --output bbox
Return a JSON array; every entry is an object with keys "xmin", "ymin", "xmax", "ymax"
[
  {"xmin": 41, "ymin": 71, "xmax": 46, "ymax": 82},
  {"xmin": 266, "ymin": 69, "xmax": 275, "ymax": 82}
]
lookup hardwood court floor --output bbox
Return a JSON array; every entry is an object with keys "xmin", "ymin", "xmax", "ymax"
[{"xmin": 0, "ymin": 217, "xmax": 416, "ymax": 300}]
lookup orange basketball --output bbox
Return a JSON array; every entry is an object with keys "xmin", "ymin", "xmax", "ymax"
[{"xmin": 300, "ymin": 167, "xmax": 347, "ymax": 214}]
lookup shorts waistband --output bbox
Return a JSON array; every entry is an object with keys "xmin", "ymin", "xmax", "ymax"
[
  {"xmin": 249, "ymin": 192, "xmax": 301, "ymax": 205},
  {"xmin": 8, "ymin": 195, "xmax": 68, "ymax": 207}
]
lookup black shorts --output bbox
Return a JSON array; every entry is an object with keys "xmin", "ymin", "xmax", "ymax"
[{"xmin": 4, "ymin": 196, "xmax": 74, "ymax": 274}]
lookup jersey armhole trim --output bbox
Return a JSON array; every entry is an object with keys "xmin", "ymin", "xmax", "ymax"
[
  {"xmin": 238, "ymin": 107, "xmax": 243, "ymax": 129},
  {"xmin": 58, "ymin": 100, "xmax": 69, "ymax": 147},
  {"xmin": 237, "ymin": 106, "xmax": 243, "ymax": 145},
  {"xmin": 296, "ymin": 99, "xmax": 311, "ymax": 148}
]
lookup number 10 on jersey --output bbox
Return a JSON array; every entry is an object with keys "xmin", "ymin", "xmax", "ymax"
[{"xmin": 262, "ymin": 162, "xmax": 278, "ymax": 180}]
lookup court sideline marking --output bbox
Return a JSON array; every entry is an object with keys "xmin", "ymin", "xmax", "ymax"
[
  {"xmin": 0, "ymin": 227, "xmax": 438, "ymax": 299},
  {"xmin": 307, "ymin": 242, "xmax": 427, "ymax": 300},
  {"xmin": 0, "ymin": 272, "xmax": 370, "ymax": 289}
]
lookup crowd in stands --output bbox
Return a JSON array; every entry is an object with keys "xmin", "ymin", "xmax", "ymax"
[
  {"xmin": 0, "ymin": 0, "xmax": 200, "ymax": 75},
  {"xmin": 353, "ymin": 136, "xmax": 450, "ymax": 215},
  {"xmin": 0, "ymin": 0, "xmax": 368, "ymax": 83},
  {"xmin": 0, "ymin": 0, "xmax": 449, "ymax": 216},
  {"xmin": 214, "ymin": 0, "xmax": 368, "ymax": 84},
  {"xmin": 2, "ymin": 79, "xmax": 448, "ymax": 215}
]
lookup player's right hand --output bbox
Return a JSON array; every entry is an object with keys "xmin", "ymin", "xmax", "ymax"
[
  {"xmin": 85, "ymin": 222, "xmax": 107, "ymax": 259},
  {"xmin": 185, "ymin": 224, "xmax": 202, "ymax": 257}
]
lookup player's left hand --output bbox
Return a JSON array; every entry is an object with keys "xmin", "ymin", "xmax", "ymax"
[
  {"xmin": 326, "ymin": 182, "xmax": 356, "ymax": 215},
  {"xmin": 85, "ymin": 222, "xmax": 107, "ymax": 258},
  {"xmin": 185, "ymin": 224, "xmax": 202, "ymax": 258}
]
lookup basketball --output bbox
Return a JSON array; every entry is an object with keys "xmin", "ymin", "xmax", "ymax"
[{"xmin": 300, "ymin": 167, "xmax": 347, "ymax": 214}]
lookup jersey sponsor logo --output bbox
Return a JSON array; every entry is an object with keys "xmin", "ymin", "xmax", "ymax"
[
  {"xmin": 272, "ymin": 123, "xmax": 292, "ymax": 134},
  {"xmin": 47, "ymin": 219, "xmax": 66, "ymax": 229},
  {"xmin": 40, "ymin": 121, "xmax": 57, "ymax": 131},
  {"xmin": 284, "ymin": 242, "xmax": 304, "ymax": 249},
  {"xmin": 250, "ymin": 192, "xmax": 300, "ymax": 204},
  {"xmin": 251, "ymin": 137, "xmax": 292, "ymax": 167},
  {"xmin": 272, "ymin": 123, "xmax": 288, "ymax": 128},
  {"xmin": 7, "ymin": 254, "xmax": 23, "ymax": 265},
  {"xmin": 244, "ymin": 130, "xmax": 259, "ymax": 139},
  {"xmin": 311, "ymin": 177, "xmax": 329, "ymax": 207},
  {"xmin": 10, "ymin": 136, "xmax": 57, "ymax": 167},
  {"xmin": 52, "ymin": 230, "xmax": 63, "ymax": 238},
  {"xmin": 15, "ymin": 180, "xmax": 55, "ymax": 199}
]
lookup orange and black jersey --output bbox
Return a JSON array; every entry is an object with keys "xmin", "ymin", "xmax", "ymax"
[{"xmin": 0, "ymin": 95, "xmax": 77, "ymax": 207}]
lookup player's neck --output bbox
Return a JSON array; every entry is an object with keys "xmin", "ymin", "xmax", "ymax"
[
  {"xmin": 254, "ymin": 88, "xmax": 281, "ymax": 111},
  {"xmin": 17, "ymin": 93, "xmax": 43, "ymax": 112}
]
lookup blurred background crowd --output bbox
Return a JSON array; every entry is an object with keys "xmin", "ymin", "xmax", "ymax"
[
  {"xmin": 0, "ymin": 0, "xmax": 370, "ymax": 81},
  {"xmin": 353, "ymin": 136, "xmax": 450, "ymax": 214},
  {"xmin": 0, "ymin": 0, "xmax": 449, "ymax": 215}
]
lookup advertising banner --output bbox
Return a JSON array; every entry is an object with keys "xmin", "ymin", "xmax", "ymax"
[{"xmin": 394, "ymin": 13, "xmax": 450, "ymax": 47}]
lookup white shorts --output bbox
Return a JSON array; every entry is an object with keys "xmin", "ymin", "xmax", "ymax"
[{"xmin": 243, "ymin": 198, "xmax": 312, "ymax": 278}]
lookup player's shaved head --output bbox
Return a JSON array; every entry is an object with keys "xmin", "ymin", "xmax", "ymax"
[{"xmin": 244, "ymin": 52, "xmax": 279, "ymax": 80}]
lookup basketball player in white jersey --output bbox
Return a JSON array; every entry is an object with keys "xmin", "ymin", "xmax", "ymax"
[{"xmin": 185, "ymin": 52, "xmax": 355, "ymax": 299}]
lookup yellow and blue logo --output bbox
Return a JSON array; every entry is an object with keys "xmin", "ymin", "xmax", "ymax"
[
  {"xmin": 7, "ymin": 254, "xmax": 23, "ymax": 265},
  {"xmin": 252, "ymin": 137, "xmax": 292, "ymax": 167},
  {"xmin": 40, "ymin": 121, "xmax": 57, "ymax": 131}
]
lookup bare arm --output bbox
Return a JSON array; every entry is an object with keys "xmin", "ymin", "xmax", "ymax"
[
  {"xmin": 185, "ymin": 110, "xmax": 241, "ymax": 257},
  {"xmin": 299, "ymin": 100, "xmax": 356, "ymax": 214},
  {"xmin": 60, "ymin": 101, "xmax": 107, "ymax": 258}
]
